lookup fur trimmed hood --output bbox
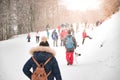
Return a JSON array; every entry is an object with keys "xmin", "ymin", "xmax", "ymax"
[{"xmin": 29, "ymin": 46, "xmax": 56, "ymax": 56}]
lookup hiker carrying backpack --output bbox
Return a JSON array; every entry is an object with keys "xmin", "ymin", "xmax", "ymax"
[
  {"xmin": 23, "ymin": 37, "xmax": 62, "ymax": 80},
  {"xmin": 32, "ymin": 56, "xmax": 52, "ymax": 80},
  {"xmin": 64, "ymin": 30, "xmax": 77, "ymax": 65},
  {"xmin": 65, "ymin": 36, "xmax": 75, "ymax": 52}
]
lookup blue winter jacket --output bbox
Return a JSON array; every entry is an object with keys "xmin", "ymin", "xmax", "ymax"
[
  {"xmin": 51, "ymin": 31, "xmax": 58, "ymax": 40},
  {"xmin": 23, "ymin": 46, "xmax": 62, "ymax": 80}
]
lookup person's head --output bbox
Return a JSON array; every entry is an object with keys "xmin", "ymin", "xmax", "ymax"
[
  {"xmin": 54, "ymin": 29, "xmax": 56, "ymax": 32},
  {"xmin": 39, "ymin": 36, "xmax": 49, "ymax": 46},
  {"xmin": 83, "ymin": 29, "xmax": 86, "ymax": 32},
  {"xmin": 68, "ymin": 30, "xmax": 71, "ymax": 34}
]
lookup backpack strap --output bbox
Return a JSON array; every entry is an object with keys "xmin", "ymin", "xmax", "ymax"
[
  {"xmin": 32, "ymin": 56, "xmax": 40, "ymax": 67},
  {"xmin": 44, "ymin": 57, "xmax": 52, "ymax": 77},
  {"xmin": 32, "ymin": 56, "xmax": 52, "ymax": 67},
  {"xmin": 44, "ymin": 57, "xmax": 52, "ymax": 66},
  {"xmin": 47, "ymin": 70, "xmax": 52, "ymax": 77}
]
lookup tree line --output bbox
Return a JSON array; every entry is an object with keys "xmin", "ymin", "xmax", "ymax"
[{"xmin": 0, "ymin": 0, "xmax": 120, "ymax": 41}]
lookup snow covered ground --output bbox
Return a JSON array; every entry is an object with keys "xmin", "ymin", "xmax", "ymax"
[{"xmin": 0, "ymin": 11, "xmax": 120, "ymax": 80}]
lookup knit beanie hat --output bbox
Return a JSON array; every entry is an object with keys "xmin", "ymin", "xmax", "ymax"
[{"xmin": 39, "ymin": 36, "xmax": 49, "ymax": 46}]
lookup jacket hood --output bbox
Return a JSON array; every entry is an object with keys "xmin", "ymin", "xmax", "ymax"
[{"xmin": 29, "ymin": 46, "xmax": 56, "ymax": 56}]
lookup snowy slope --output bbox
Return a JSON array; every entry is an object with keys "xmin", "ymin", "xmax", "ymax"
[
  {"xmin": 78, "ymin": 11, "xmax": 120, "ymax": 64},
  {"xmin": 0, "ymin": 11, "xmax": 120, "ymax": 80}
]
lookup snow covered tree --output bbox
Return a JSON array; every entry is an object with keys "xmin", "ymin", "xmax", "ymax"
[{"xmin": 100, "ymin": 0, "xmax": 120, "ymax": 18}]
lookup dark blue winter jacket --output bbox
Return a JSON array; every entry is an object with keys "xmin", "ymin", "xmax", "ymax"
[
  {"xmin": 23, "ymin": 46, "xmax": 62, "ymax": 80},
  {"xmin": 51, "ymin": 30, "xmax": 58, "ymax": 40}
]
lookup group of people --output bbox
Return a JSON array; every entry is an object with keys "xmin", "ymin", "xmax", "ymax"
[
  {"xmin": 51, "ymin": 24, "xmax": 75, "ymax": 47},
  {"xmin": 23, "ymin": 36, "xmax": 62, "ymax": 80},
  {"xmin": 27, "ymin": 31, "xmax": 40, "ymax": 43},
  {"xmin": 24, "ymin": 23, "xmax": 93, "ymax": 80},
  {"xmin": 23, "ymin": 29, "xmax": 78, "ymax": 80}
]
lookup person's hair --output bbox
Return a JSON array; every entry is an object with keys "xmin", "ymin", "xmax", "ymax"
[
  {"xmin": 39, "ymin": 36, "xmax": 49, "ymax": 46},
  {"xmin": 68, "ymin": 30, "xmax": 71, "ymax": 34},
  {"xmin": 39, "ymin": 41, "xmax": 49, "ymax": 46}
]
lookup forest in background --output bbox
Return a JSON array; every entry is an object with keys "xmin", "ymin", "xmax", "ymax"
[{"xmin": 0, "ymin": 0, "xmax": 120, "ymax": 41}]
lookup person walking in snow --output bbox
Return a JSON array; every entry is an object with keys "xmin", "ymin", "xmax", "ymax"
[
  {"xmin": 46, "ymin": 29, "xmax": 50, "ymax": 39},
  {"xmin": 60, "ymin": 29, "xmax": 68, "ymax": 46},
  {"xmin": 23, "ymin": 36, "xmax": 62, "ymax": 80},
  {"xmin": 69, "ymin": 24, "xmax": 75, "ymax": 36},
  {"xmin": 57, "ymin": 25, "xmax": 61, "ymax": 34},
  {"xmin": 51, "ymin": 29, "xmax": 58, "ymax": 47},
  {"xmin": 27, "ymin": 33, "xmax": 31, "ymax": 42},
  {"xmin": 36, "ymin": 31, "xmax": 40, "ymax": 43},
  {"xmin": 64, "ymin": 30, "xmax": 77, "ymax": 65},
  {"xmin": 82, "ymin": 29, "xmax": 92, "ymax": 45},
  {"xmin": 60, "ymin": 30, "xmax": 64, "ymax": 46}
]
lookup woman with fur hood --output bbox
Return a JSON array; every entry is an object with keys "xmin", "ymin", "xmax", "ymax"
[{"xmin": 23, "ymin": 36, "xmax": 62, "ymax": 80}]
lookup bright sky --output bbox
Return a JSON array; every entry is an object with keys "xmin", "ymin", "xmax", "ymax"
[{"xmin": 59, "ymin": 0, "xmax": 101, "ymax": 11}]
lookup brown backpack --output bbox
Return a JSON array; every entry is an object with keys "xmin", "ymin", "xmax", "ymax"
[{"xmin": 31, "ymin": 56, "xmax": 52, "ymax": 80}]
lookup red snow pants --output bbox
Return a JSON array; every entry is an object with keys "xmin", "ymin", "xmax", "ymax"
[{"xmin": 66, "ymin": 51, "xmax": 74, "ymax": 65}]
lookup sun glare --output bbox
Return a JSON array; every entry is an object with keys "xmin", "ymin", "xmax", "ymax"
[{"xmin": 59, "ymin": 0, "xmax": 101, "ymax": 11}]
